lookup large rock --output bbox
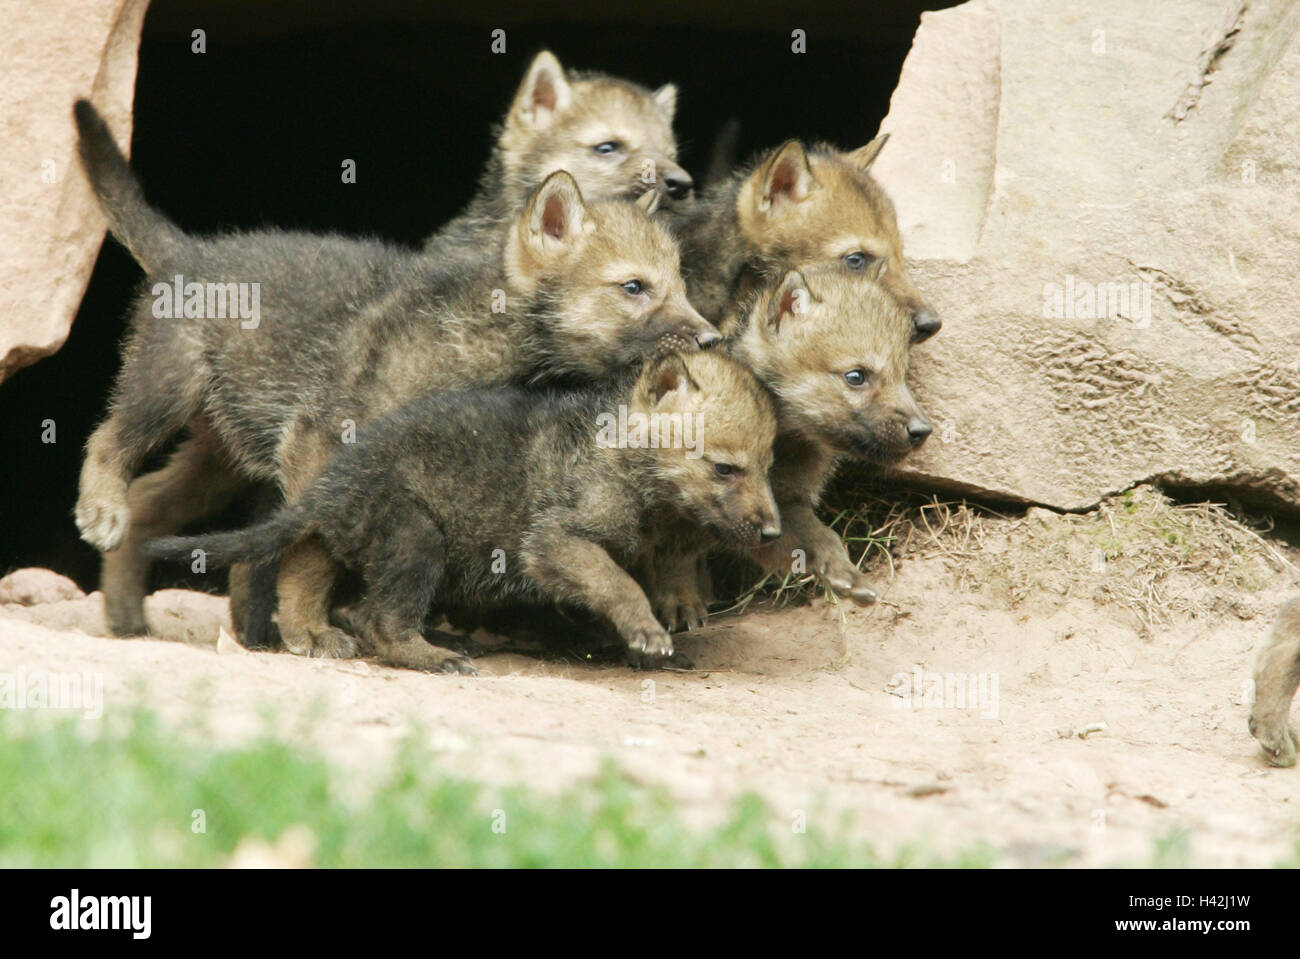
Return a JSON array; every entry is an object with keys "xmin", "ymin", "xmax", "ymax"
[
  {"xmin": 877, "ymin": 0, "xmax": 1300, "ymax": 512},
  {"xmin": 0, "ymin": 0, "xmax": 148, "ymax": 382}
]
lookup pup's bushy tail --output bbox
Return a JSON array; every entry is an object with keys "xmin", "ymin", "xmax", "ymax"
[
  {"xmin": 144, "ymin": 505, "xmax": 311, "ymax": 569},
  {"xmin": 73, "ymin": 99, "xmax": 190, "ymax": 273}
]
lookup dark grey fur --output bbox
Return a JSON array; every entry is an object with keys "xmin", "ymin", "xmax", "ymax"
[{"xmin": 147, "ymin": 354, "xmax": 779, "ymax": 670}]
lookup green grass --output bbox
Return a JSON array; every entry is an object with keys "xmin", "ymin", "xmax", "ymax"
[{"xmin": 0, "ymin": 707, "xmax": 993, "ymax": 868}]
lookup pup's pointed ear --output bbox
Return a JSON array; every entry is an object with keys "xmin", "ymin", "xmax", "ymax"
[
  {"xmin": 755, "ymin": 140, "xmax": 818, "ymax": 212},
  {"xmin": 510, "ymin": 51, "xmax": 573, "ymax": 131},
  {"xmin": 508, "ymin": 171, "xmax": 590, "ymax": 286},
  {"xmin": 635, "ymin": 187, "xmax": 662, "ymax": 216},
  {"xmin": 652, "ymin": 83, "xmax": 677, "ymax": 121},
  {"xmin": 767, "ymin": 271, "xmax": 811, "ymax": 333},
  {"xmin": 844, "ymin": 133, "xmax": 890, "ymax": 171},
  {"xmin": 525, "ymin": 170, "xmax": 588, "ymax": 246},
  {"xmin": 645, "ymin": 354, "xmax": 698, "ymax": 406}
]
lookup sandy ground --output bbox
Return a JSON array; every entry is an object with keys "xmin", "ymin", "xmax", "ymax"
[{"xmin": 3, "ymin": 489, "xmax": 1299, "ymax": 866}]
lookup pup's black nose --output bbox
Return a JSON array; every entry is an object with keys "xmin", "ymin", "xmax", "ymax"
[
  {"xmin": 906, "ymin": 417, "xmax": 932, "ymax": 447},
  {"xmin": 695, "ymin": 328, "xmax": 721, "ymax": 349},
  {"xmin": 911, "ymin": 309, "xmax": 942, "ymax": 343},
  {"xmin": 663, "ymin": 172, "xmax": 694, "ymax": 201}
]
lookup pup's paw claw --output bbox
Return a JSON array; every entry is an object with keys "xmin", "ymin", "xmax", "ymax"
[
  {"xmin": 847, "ymin": 583, "xmax": 878, "ymax": 606},
  {"xmin": 1249, "ymin": 715, "xmax": 1298, "ymax": 767},
  {"xmin": 305, "ymin": 627, "xmax": 359, "ymax": 659},
  {"xmin": 438, "ymin": 656, "xmax": 479, "ymax": 676},
  {"xmin": 819, "ymin": 560, "xmax": 878, "ymax": 607},
  {"xmin": 625, "ymin": 625, "xmax": 674, "ymax": 667},
  {"xmin": 657, "ymin": 597, "xmax": 708, "ymax": 633}
]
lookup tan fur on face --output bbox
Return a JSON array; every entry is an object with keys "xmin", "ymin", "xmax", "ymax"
[
  {"xmin": 731, "ymin": 266, "xmax": 922, "ymax": 464},
  {"xmin": 735, "ymin": 140, "xmax": 930, "ymax": 323},
  {"xmin": 506, "ymin": 172, "xmax": 716, "ymax": 359},
  {"xmin": 630, "ymin": 352, "xmax": 780, "ymax": 546},
  {"xmin": 498, "ymin": 51, "xmax": 685, "ymax": 210}
]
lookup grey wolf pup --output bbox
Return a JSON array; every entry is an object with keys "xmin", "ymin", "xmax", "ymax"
[{"xmin": 146, "ymin": 351, "xmax": 779, "ymax": 671}]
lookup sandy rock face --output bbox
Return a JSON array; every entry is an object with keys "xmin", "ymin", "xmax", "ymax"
[
  {"xmin": 876, "ymin": 0, "xmax": 1300, "ymax": 512},
  {"xmin": 0, "ymin": 0, "xmax": 149, "ymax": 383}
]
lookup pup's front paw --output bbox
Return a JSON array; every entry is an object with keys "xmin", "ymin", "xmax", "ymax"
[
  {"xmin": 817, "ymin": 555, "xmax": 878, "ymax": 606},
  {"xmin": 400, "ymin": 646, "xmax": 479, "ymax": 675},
  {"xmin": 654, "ymin": 587, "xmax": 708, "ymax": 632},
  {"xmin": 624, "ymin": 623, "xmax": 674, "ymax": 668},
  {"xmin": 283, "ymin": 625, "xmax": 359, "ymax": 659},
  {"xmin": 1249, "ymin": 714, "xmax": 1298, "ymax": 767}
]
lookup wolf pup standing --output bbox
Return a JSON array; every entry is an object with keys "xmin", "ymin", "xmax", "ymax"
[{"xmin": 147, "ymin": 352, "xmax": 779, "ymax": 672}]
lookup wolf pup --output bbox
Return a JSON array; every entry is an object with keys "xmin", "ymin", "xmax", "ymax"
[
  {"xmin": 146, "ymin": 351, "xmax": 779, "ymax": 672},
  {"xmin": 427, "ymin": 50, "xmax": 692, "ymax": 262},
  {"xmin": 1249, "ymin": 596, "xmax": 1300, "ymax": 767},
  {"xmin": 671, "ymin": 138, "xmax": 940, "ymax": 343},
  {"xmin": 73, "ymin": 49, "xmax": 688, "ymax": 640},
  {"xmin": 647, "ymin": 265, "xmax": 929, "ymax": 631},
  {"xmin": 75, "ymin": 130, "xmax": 717, "ymax": 662}
]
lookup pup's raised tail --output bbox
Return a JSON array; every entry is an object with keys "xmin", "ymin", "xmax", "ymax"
[
  {"xmin": 144, "ymin": 505, "xmax": 311, "ymax": 569},
  {"xmin": 73, "ymin": 99, "xmax": 189, "ymax": 273}
]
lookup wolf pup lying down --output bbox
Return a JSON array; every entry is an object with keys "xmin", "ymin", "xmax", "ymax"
[
  {"xmin": 146, "ymin": 352, "xmax": 779, "ymax": 672},
  {"xmin": 72, "ymin": 48, "xmax": 688, "ymax": 642}
]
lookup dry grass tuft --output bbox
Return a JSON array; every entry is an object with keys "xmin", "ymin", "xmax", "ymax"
[{"xmin": 715, "ymin": 479, "xmax": 1298, "ymax": 637}]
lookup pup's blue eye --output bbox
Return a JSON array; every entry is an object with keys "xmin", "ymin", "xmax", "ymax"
[
  {"xmin": 594, "ymin": 141, "xmax": 622, "ymax": 155},
  {"xmin": 844, "ymin": 251, "xmax": 873, "ymax": 271},
  {"xmin": 843, "ymin": 368, "xmax": 869, "ymax": 387},
  {"xmin": 621, "ymin": 280, "xmax": 644, "ymax": 295},
  {"xmin": 713, "ymin": 463, "xmax": 735, "ymax": 477}
]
